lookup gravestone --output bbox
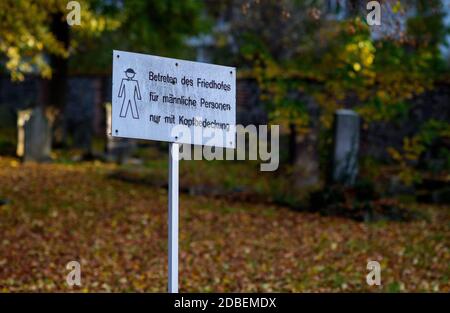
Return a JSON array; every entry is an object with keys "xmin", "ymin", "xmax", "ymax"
[
  {"xmin": 17, "ymin": 107, "xmax": 52, "ymax": 162},
  {"xmin": 105, "ymin": 103, "xmax": 136, "ymax": 163},
  {"xmin": 332, "ymin": 109, "xmax": 360, "ymax": 186}
]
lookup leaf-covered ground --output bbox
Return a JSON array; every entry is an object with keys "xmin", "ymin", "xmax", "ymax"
[{"xmin": 0, "ymin": 157, "xmax": 448, "ymax": 292}]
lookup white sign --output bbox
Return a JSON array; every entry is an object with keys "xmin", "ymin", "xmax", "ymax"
[{"xmin": 111, "ymin": 50, "xmax": 236, "ymax": 148}]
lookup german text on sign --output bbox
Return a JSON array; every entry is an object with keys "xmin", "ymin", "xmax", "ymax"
[{"xmin": 111, "ymin": 50, "xmax": 236, "ymax": 148}]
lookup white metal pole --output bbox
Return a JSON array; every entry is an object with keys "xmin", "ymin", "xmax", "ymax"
[{"xmin": 168, "ymin": 142, "xmax": 179, "ymax": 293}]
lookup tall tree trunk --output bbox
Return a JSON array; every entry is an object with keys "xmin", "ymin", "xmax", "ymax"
[
  {"xmin": 288, "ymin": 123, "xmax": 297, "ymax": 164},
  {"xmin": 292, "ymin": 127, "xmax": 320, "ymax": 188},
  {"xmin": 49, "ymin": 13, "xmax": 69, "ymax": 147},
  {"xmin": 289, "ymin": 99, "xmax": 321, "ymax": 188}
]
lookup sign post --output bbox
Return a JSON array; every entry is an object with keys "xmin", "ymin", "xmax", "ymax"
[
  {"xmin": 111, "ymin": 50, "xmax": 236, "ymax": 292},
  {"xmin": 168, "ymin": 142, "xmax": 179, "ymax": 293}
]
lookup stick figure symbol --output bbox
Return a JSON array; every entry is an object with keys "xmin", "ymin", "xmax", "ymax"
[{"xmin": 118, "ymin": 68, "xmax": 142, "ymax": 119}]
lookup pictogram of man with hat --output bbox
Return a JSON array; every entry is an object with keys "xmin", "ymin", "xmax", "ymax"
[{"xmin": 118, "ymin": 68, "xmax": 142, "ymax": 119}]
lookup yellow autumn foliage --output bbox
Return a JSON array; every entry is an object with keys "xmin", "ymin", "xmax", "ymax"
[{"xmin": 0, "ymin": 0, "xmax": 120, "ymax": 81}]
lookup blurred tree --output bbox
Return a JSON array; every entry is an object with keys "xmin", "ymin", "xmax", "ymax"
[
  {"xmin": 0, "ymin": 0, "xmax": 117, "ymax": 82},
  {"xmin": 212, "ymin": 0, "xmax": 448, "ymax": 185},
  {"xmin": 209, "ymin": 0, "xmax": 329, "ymax": 186},
  {"xmin": 0, "ymin": 0, "xmax": 119, "ymax": 152},
  {"xmin": 71, "ymin": 0, "xmax": 210, "ymax": 74},
  {"xmin": 0, "ymin": 0, "xmax": 208, "ymax": 152}
]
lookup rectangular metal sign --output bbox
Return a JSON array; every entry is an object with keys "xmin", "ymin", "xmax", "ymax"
[{"xmin": 111, "ymin": 50, "xmax": 236, "ymax": 148}]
